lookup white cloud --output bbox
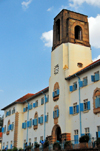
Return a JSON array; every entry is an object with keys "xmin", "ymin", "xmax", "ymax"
[
  {"xmin": 47, "ymin": 7, "xmax": 53, "ymax": 12},
  {"xmin": 41, "ymin": 30, "xmax": 53, "ymax": 47},
  {"xmin": 93, "ymin": 55, "xmax": 100, "ymax": 62},
  {"xmin": 88, "ymin": 14, "xmax": 100, "ymax": 48},
  {"xmin": 21, "ymin": 0, "xmax": 32, "ymax": 10},
  {"xmin": 69, "ymin": 0, "xmax": 100, "ymax": 7}
]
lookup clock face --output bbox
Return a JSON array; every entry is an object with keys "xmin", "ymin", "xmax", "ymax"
[{"xmin": 54, "ymin": 64, "xmax": 59, "ymax": 75}]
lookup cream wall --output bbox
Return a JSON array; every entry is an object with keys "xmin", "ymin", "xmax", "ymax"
[{"xmin": 69, "ymin": 66, "xmax": 100, "ymax": 140}]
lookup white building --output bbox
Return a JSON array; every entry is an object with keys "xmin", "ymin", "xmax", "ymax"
[{"xmin": 1, "ymin": 9, "xmax": 100, "ymax": 149}]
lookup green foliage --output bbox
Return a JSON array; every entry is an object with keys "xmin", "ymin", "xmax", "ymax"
[
  {"xmin": 96, "ymin": 138, "xmax": 100, "ymax": 146},
  {"xmin": 34, "ymin": 142, "xmax": 40, "ymax": 148},
  {"xmin": 79, "ymin": 135, "xmax": 89, "ymax": 143},
  {"xmin": 7, "ymin": 149, "xmax": 12, "ymax": 151},
  {"xmin": 26, "ymin": 146, "xmax": 32, "ymax": 150},
  {"xmin": 43, "ymin": 140, "xmax": 49, "ymax": 149},
  {"xmin": 53, "ymin": 142, "xmax": 61, "ymax": 150},
  {"xmin": 64, "ymin": 141, "xmax": 71, "ymax": 149},
  {"xmin": 19, "ymin": 148, "xmax": 22, "ymax": 151},
  {"xmin": 12, "ymin": 147, "xmax": 18, "ymax": 151}
]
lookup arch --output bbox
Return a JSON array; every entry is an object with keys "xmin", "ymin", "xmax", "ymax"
[
  {"xmin": 93, "ymin": 87, "xmax": 100, "ymax": 114},
  {"xmin": 75, "ymin": 25, "xmax": 82, "ymax": 40},
  {"xmin": 51, "ymin": 124, "xmax": 61, "ymax": 143}
]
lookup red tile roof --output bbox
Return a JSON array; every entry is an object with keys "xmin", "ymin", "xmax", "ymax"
[{"xmin": 15, "ymin": 93, "xmax": 34, "ymax": 103}]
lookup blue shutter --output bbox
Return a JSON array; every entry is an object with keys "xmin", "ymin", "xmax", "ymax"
[
  {"xmin": 29, "ymin": 121, "xmax": 31, "ymax": 127},
  {"xmin": 32, "ymin": 119, "xmax": 34, "ymax": 125},
  {"xmin": 57, "ymin": 89, "xmax": 59, "ymax": 95},
  {"xmin": 29, "ymin": 142, "xmax": 31, "ymax": 146},
  {"xmin": 80, "ymin": 103, "xmax": 84, "ymax": 111},
  {"xmin": 3, "ymin": 146, "xmax": 4, "ymax": 149},
  {"xmin": 23, "ymin": 108, "xmax": 25, "ymax": 112},
  {"xmin": 81, "ymin": 133, "xmax": 85, "ymax": 136},
  {"xmin": 6, "ymin": 145, "xmax": 8, "ymax": 149},
  {"xmin": 38, "ymin": 117, "xmax": 40, "ymax": 124},
  {"xmin": 11, "ymin": 124, "xmax": 14, "ymax": 130},
  {"xmin": 22, "ymin": 123, "xmax": 24, "ymax": 129},
  {"xmin": 36, "ymin": 119, "xmax": 37, "ymax": 125},
  {"xmin": 45, "ymin": 115, "xmax": 47, "ymax": 122},
  {"xmin": 45, "ymin": 97, "xmax": 47, "ymax": 103},
  {"xmin": 76, "ymin": 135, "xmax": 78, "ymax": 144},
  {"xmin": 74, "ymin": 135, "xmax": 76, "ymax": 144},
  {"xmin": 87, "ymin": 101, "xmax": 90, "ymax": 110},
  {"xmin": 76, "ymin": 105, "xmax": 79, "ymax": 113},
  {"xmin": 95, "ymin": 98, "xmax": 98, "ymax": 108},
  {"xmin": 33, "ymin": 103, "xmax": 35, "ymax": 108},
  {"xmin": 98, "ymin": 131, "xmax": 100, "ymax": 138},
  {"xmin": 27, "ymin": 121, "xmax": 29, "ymax": 127},
  {"xmin": 95, "ymin": 73, "xmax": 99, "ymax": 81},
  {"xmin": 57, "ymin": 109, "xmax": 59, "ymax": 117},
  {"xmin": 79, "ymin": 81, "xmax": 83, "ymax": 87},
  {"xmin": 69, "ymin": 107, "xmax": 73, "ymax": 114},
  {"xmin": 10, "ymin": 144, "xmax": 12, "ymax": 149},
  {"xmin": 52, "ymin": 92, "xmax": 54, "ymax": 97},
  {"xmin": 2, "ymin": 127, "xmax": 3, "ymax": 133},
  {"xmin": 91, "ymin": 75, "xmax": 95, "ymax": 82},
  {"xmin": 41, "ymin": 116, "xmax": 43, "ymax": 123},
  {"xmin": 24, "ymin": 122, "xmax": 26, "ymax": 129},
  {"xmin": 69, "ymin": 85, "xmax": 73, "ymax": 92}
]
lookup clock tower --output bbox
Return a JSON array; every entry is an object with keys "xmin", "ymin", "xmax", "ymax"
[{"xmin": 48, "ymin": 9, "xmax": 92, "ymax": 142}]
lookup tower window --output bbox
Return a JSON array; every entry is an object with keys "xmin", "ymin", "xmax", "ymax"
[
  {"xmin": 75, "ymin": 25, "xmax": 82, "ymax": 40},
  {"xmin": 56, "ymin": 19, "xmax": 60, "ymax": 41}
]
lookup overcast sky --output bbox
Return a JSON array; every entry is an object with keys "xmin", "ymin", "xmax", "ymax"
[{"xmin": 0, "ymin": 0, "xmax": 100, "ymax": 115}]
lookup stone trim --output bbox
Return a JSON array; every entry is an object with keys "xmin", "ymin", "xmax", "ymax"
[
  {"xmin": 93, "ymin": 87, "xmax": 100, "ymax": 114},
  {"xmin": 14, "ymin": 112, "xmax": 19, "ymax": 147}
]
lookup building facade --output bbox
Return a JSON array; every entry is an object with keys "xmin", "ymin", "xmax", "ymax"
[{"xmin": 1, "ymin": 9, "xmax": 100, "ymax": 149}]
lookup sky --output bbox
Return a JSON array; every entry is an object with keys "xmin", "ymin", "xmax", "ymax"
[{"xmin": 0, "ymin": 0, "xmax": 100, "ymax": 115}]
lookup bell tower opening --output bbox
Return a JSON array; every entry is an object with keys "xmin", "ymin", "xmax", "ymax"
[
  {"xmin": 75, "ymin": 25, "xmax": 82, "ymax": 40},
  {"xmin": 56, "ymin": 19, "xmax": 60, "ymax": 41}
]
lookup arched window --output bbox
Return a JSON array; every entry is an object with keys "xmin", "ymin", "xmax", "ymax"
[
  {"xmin": 53, "ymin": 82, "xmax": 60, "ymax": 101},
  {"xmin": 75, "ymin": 25, "xmax": 82, "ymax": 40},
  {"xmin": 93, "ymin": 88, "xmax": 100, "ymax": 114}
]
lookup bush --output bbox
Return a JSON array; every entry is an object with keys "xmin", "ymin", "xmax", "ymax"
[
  {"xmin": 64, "ymin": 141, "xmax": 71, "ymax": 149},
  {"xmin": 34, "ymin": 142, "xmax": 40, "ymax": 148},
  {"xmin": 79, "ymin": 135, "xmax": 89, "ymax": 143},
  {"xmin": 7, "ymin": 149, "xmax": 12, "ymax": 151},
  {"xmin": 12, "ymin": 147, "xmax": 18, "ymax": 151},
  {"xmin": 26, "ymin": 146, "xmax": 32, "ymax": 150},
  {"xmin": 53, "ymin": 142, "xmax": 61, "ymax": 150},
  {"xmin": 19, "ymin": 148, "xmax": 22, "ymax": 151},
  {"xmin": 43, "ymin": 140, "xmax": 49, "ymax": 149},
  {"xmin": 96, "ymin": 138, "xmax": 100, "ymax": 146}
]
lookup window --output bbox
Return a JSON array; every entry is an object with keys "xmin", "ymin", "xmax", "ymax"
[
  {"xmin": 77, "ymin": 63, "xmax": 83, "ymax": 68},
  {"xmin": 85, "ymin": 127, "xmax": 89, "ymax": 135},
  {"xmin": 84, "ymin": 99, "xmax": 88, "ymax": 111},
  {"xmin": 40, "ymin": 136, "xmax": 43, "ymax": 141},
  {"xmin": 74, "ymin": 130, "xmax": 78, "ymax": 144},
  {"xmin": 45, "ymin": 113, "xmax": 49, "ymax": 122},
  {"xmin": 69, "ymin": 104, "xmax": 79, "ymax": 115},
  {"xmin": 53, "ymin": 89, "xmax": 59, "ymax": 98},
  {"xmin": 41, "ymin": 98, "xmax": 44, "ymax": 105},
  {"xmin": 35, "ymin": 100, "xmax": 38, "ymax": 107},
  {"xmin": 73, "ymin": 103, "xmax": 77, "ymax": 114},
  {"xmin": 91, "ymin": 71, "xmax": 99, "ymax": 82},
  {"xmin": 10, "ymin": 141, "xmax": 12, "ymax": 149},
  {"xmin": 34, "ymin": 137, "xmax": 37, "ymax": 142},
  {"xmin": 53, "ymin": 107, "xmax": 59, "ymax": 119},
  {"xmin": 83, "ymin": 77, "xmax": 88, "ymax": 87},
  {"xmin": 29, "ymin": 138, "xmax": 31, "ymax": 146},
  {"xmin": 95, "ymin": 95, "xmax": 100, "ymax": 108},
  {"xmin": 12, "ymin": 108, "xmax": 15, "ymax": 114},
  {"xmin": 69, "ymin": 82, "xmax": 77, "ymax": 92}
]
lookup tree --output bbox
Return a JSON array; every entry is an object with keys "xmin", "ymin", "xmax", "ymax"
[{"xmin": 0, "ymin": 115, "xmax": 3, "ymax": 132}]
